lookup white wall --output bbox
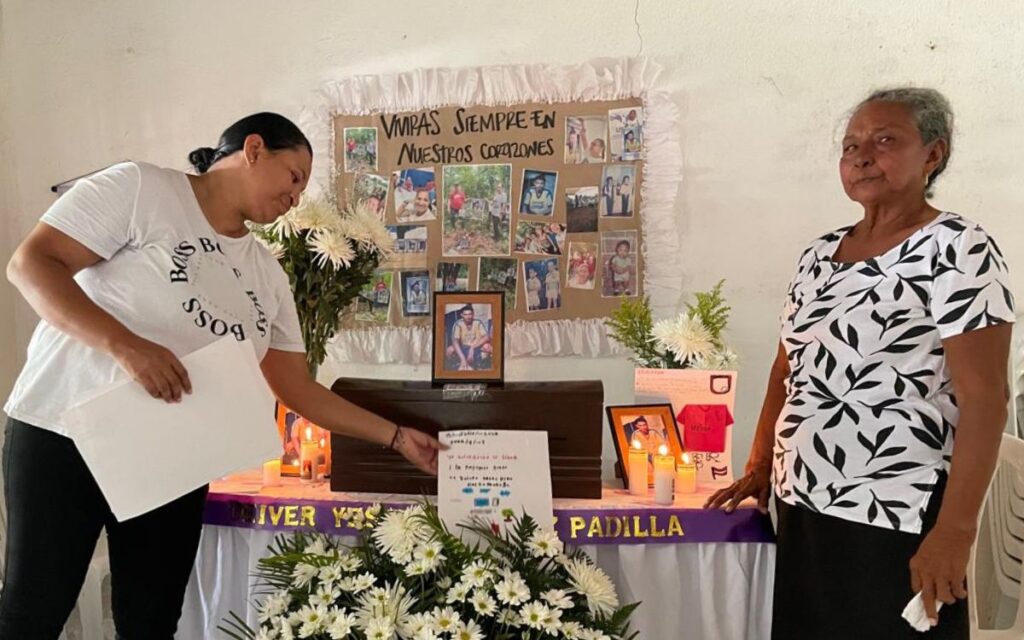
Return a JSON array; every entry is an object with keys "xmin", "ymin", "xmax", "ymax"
[{"xmin": 2, "ymin": 0, "xmax": 1022, "ymax": 476}]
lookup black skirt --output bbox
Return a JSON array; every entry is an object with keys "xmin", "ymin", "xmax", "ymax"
[{"xmin": 771, "ymin": 488, "xmax": 969, "ymax": 640}]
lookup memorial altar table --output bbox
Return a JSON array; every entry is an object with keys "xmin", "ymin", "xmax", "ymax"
[{"xmin": 178, "ymin": 470, "xmax": 777, "ymax": 639}]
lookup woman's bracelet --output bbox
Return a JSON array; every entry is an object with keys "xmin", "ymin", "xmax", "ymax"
[{"xmin": 388, "ymin": 424, "xmax": 403, "ymax": 450}]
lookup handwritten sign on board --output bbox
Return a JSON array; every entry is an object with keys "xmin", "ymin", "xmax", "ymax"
[{"xmin": 438, "ymin": 430, "xmax": 554, "ymax": 537}]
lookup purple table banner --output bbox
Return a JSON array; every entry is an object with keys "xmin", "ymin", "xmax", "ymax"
[{"xmin": 204, "ymin": 492, "xmax": 775, "ymax": 545}]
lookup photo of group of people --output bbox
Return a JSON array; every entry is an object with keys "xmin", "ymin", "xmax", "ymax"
[
  {"xmin": 353, "ymin": 172, "xmax": 389, "ymax": 219},
  {"xmin": 565, "ymin": 186, "xmax": 599, "ymax": 233},
  {"xmin": 524, "ymin": 258, "xmax": 561, "ymax": 312},
  {"xmin": 600, "ymin": 165, "xmax": 636, "ymax": 217},
  {"xmin": 565, "ymin": 107, "xmax": 645, "ymax": 165},
  {"xmin": 343, "ymin": 127, "xmax": 378, "ymax": 173},
  {"xmin": 393, "ymin": 167, "xmax": 437, "ymax": 222},
  {"xmin": 442, "ymin": 164, "xmax": 513, "ymax": 257},
  {"xmin": 567, "ymin": 241, "xmax": 598, "ymax": 291},
  {"xmin": 609, "ymin": 107, "xmax": 644, "ymax": 162},
  {"xmin": 514, "ymin": 222, "xmax": 566, "ymax": 256}
]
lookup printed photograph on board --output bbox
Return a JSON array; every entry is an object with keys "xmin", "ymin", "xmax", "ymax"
[
  {"xmin": 601, "ymin": 230, "xmax": 639, "ymax": 298},
  {"xmin": 565, "ymin": 115, "xmax": 608, "ymax": 164},
  {"xmin": 565, "ymin": 186, "xmax": 599, "ymax": 233},
  {"xmin": 518, "ymin": 169, "xmax": 557, "ymax": 217},
  {"xmin": 392, "ymin": 167, "xmax": 437, "ymax": 223},
  {"xmin": 599, "ymin": 165, "xmax": 636, "ymax": 217},
  {"xmin": 343, "ymin": 127, "xmax": 378, "ymax": 173},
  {"xmin": 609, "ymin": 107, "xmax": 644, "ymax": 161},
  {"xmin": 523, "ymin": 257, "xmax": 562, "ymax": 312},
  {"xmin": 442, "ymin": 164, "xmax": 512, "ymax": 257}
]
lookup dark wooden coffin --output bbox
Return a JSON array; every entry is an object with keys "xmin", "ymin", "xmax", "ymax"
[{"xmin": 329, "ymin": 378, "xmax": 604, "ymax": 499}]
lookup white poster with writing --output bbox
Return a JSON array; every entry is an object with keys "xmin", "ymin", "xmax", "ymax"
[
  {"xmin": 635, "ymin": 368, "xmax": 738, "ymax": 486},
  {"xmin": 438, "ymin": 430, "xmax": 554, "ymax": 537}
]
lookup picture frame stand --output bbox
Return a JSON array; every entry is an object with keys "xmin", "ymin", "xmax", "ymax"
[{"xmin": 441, "ymin": 383, "xmax": 489, "ymax": 401}]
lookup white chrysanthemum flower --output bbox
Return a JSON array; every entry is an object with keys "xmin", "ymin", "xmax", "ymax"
[
  {"xmin": 527, "ymin": 529, "xmax": 564, "ymax": 558},
  {"xmin": 519, "ymin": 601, "xmax": 551, "ymax": 630},
  {"xmin": 344, "ymin": 207, "xmax": 393, "ymax": 255},
  {"xmin": 319, "ymin": 563, "xmax": 344, "ymax": 587},
  {"xmin": 404, "ymin": 558, "xmax": 430, "ymax": 577},
  {"xmin": 470, "ymin": 590, "xmax": 497, "ymax": 617},
  {"xmin": 413, "ymin": 629, "xmax": 439, "ymax": 640},
  {"xmin": 565, "ymin": 559, "xmax": 619, "ymax": 617},
  {"xmin": 340, "ymin": 572, "xmax": 376, "ymax": 594},
  {"xmin": 364, "ymin": 617, "xmax": 396, "ymax": 640},
  {"xmin": 690, "ymin": 347, "xmax": 739, "ymax": 371},
  {"xmin": 398, "ymin": 612, "xmax": 435, "ymax": 638},
  {"xmin": 579, "ymin": 629, "xmax": 611, "ymax": 640},
  {"xmin": 269, "ymin": 212, "xmax": 302, "ymax": 240},
  {"xmin": 292, "ymin": 563, "xmax": 319, "ymax": 589},
  {"xmin": 436, "ymin": 576, "xmax": 453, "ymax": 591},
  {"xmin": 291, "ymin": 200, "xmax": 339, "ymax": 232},
  {"xmin": 430, "ymin": 606, "xmax": 459, "ymax": 634},
  {"xmin": 255, "ymin": 626, "xmax": 279, "ymax": 640},
  {"xmin": 307, "ymin": 229, "xmax": 356, "ymax": 270},
  {"xmin": 304, "ymin": 536, "xmax": 329, "ymax": 557},
  {"xmin": 354, "ymin": 582, "xmax": 415, "ymax": 631},
  {"xmin": 541, "ymin": 588, "xmax": 574, "ymax": 610},
  {"xmin": 652, "ymin": 314, "xmax": 715, "ymax": 363},
  {"xmin": 295, "ymin": 605, "xmax": 328, "ymax": 638},
  {"xmin": 452, "ymin": 619, "xmax": 485, "ymax": 640},
  {"xmin": 445, "ymin": 581, "xmax": 471, "ymax": 604},
  {"xmin": 413, "ymin": 541, "xmax": 445, "ymax": 572},
  {"xmin": 254, "ymin": 232, "xmax": 287, "ymax": 260},
  {"xmin": 258, "ymin": 591, "xmax": 292, "ymax": 624},
  {"xmin": 496, "ymin": 608, "xmax": 519, "ymax": 626},
  {"xmin": 278, "ymin": 618, "xmax": 295, "ymax": 640},
  {"xmin": 460, "ymin": 560, "xmax": 495, "ymax": 588},
  {"xmin": 561, "ymin": 621, "xmax": 584, "ymax": 639},
  {"xmin": 541, "ymin": 606, "xmax": 563, "ymax": 635},
  {"xmin": 494, "ymin": 575, "xmax": 530, "ymax": 606},
  {"xmin": 310, "ymin": 584, "xmax": 341, "ymax": 608},
  {"xmin": 325, "ymin": 609, "xmax": 356, "ymax": 639},
  {"xmin": 337, "ymin": 554, "xmax": 363, "ymax": 573},
  {"xmin": 372, "ymin": 506, "xmax": 430, "ymax": 565}
]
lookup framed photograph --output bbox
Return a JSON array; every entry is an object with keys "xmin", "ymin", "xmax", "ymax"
[
  {"xmin": 275, "ymin": 402, "xmax": 329, "ymax": 477},
  {"xmin": 432, "ymin": 291, "xmax": 506, "ymax": 385},
  {"xmin": 605, "ymin": 404, "xmax": 683, "ymax": 489}
]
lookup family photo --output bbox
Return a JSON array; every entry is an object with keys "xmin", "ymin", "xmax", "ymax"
[
  {"xmin": 600, "ymin": 164, "xmax": 636, "ymax": 217},
  {"xmin": 601, "ymin": 230, "xmax": 638, "ymax": 298},
  {"xmin": 524, "ymin": 257, "xmax": 562, "ymax": 312},
  {"xmin": 343, "ymin": 126, "xmax": 378, "ymax": 173},
  {"xmin": 392, "ymin": 167, "xmax": 437, "ymax": 222},
  {"xmin": 514, "ymin": 221, "xmax": 566, "ymax": 256},
  {"xmin": 441, "ymin": 164, "xmax": 512, "ymax": 257},
  {"xmin": 353, "ymin": 172, "xmax": 389, "ymax": 219}
]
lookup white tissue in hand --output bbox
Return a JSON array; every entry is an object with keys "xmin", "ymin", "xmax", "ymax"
[{"xmin": 902, "ymin": 592, "xmax": 944, "ymax": 632}]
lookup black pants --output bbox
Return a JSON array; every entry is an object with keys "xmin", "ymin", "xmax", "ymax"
[
  {"xmin": 492, "ymin": 215, "xmax": 502, "ymax": 241},
  {"xmin": 772, "ymin": 487, "xmax": 969, "ymax": 639},
  {"xmin": 0, "ymin": 418, "xmax": 209, "ymax": 639}
]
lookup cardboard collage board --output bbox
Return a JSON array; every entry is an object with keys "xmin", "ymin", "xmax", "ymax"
[
  {"xmin": 634, "ymin": 368, "xmax": 738, "ymax": 486},
  {"xmin": 335, "ymin": 99, "xmax": 646, "ymax": 328}
]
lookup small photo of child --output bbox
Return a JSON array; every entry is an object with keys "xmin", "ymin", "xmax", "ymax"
[
  {"xmin": 601, "ymin": 231, "xmax": 639, "ymax": 298},
  {"xmin": 567, "ymin": 241, "xmax": 598, "ymax": 291},
  {"xmin": 565, "ymin": 116, "xmax": 608, "ymax": 164},
  {"xmin": 609, "ymin": 107, "xmax": 645, "ymax": 162}
]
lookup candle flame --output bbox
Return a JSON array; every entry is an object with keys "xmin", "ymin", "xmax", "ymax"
[
  {"xmin": 658, "ymin": 444, "xmax": 669, "ymax": 456},
  {"xmin": 319, "ymin": 438, "xmax": 326, "ymax": 448},
  {"xmin": 682, "ymin": 452, "xmax": 692, "ymax": 464},
  {"xmin": 631, "ymin": 439, "xmax": 642, "ymax": 450},
  {"xmin": 305, "ymin": 426, "xmax": 313, "ymax": 441}
]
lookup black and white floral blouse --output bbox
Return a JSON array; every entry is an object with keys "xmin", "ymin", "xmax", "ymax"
[{"xmin": 774, "ymin": 212, "xmax": 1015, "ymax": 533}]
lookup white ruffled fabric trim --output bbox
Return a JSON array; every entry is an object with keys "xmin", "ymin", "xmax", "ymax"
[
  {"xmin": 301, "ymin": 58, "xmax": 681, "ymax": 363},
  {"xmin": 325, "ymin": 317, "xmax": 628, "ymax": 365}
]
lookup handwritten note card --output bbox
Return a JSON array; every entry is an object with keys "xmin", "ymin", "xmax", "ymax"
[{"xmin": 438, "ymin": 430, "xmax": 554, "ymax": 537}]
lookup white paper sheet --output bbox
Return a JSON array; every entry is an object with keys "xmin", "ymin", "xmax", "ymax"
[
  {"xmin": 438, "ymin": 430, "xmax": 554, "ymax": 536},
  {"xmin": 63, "ymin": 338, "xmax": 280, "ymax": 522}
]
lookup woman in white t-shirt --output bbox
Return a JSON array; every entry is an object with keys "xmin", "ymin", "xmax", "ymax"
[
  {"xmin": 1, "ymin": 113, "xmax": 444, "ymax": 639},
  {"xmin": 706, "ymin": 89, "xmax": 1014, "ymax": 638}
]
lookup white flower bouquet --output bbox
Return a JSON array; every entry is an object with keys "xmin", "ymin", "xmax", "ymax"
[
  {"xmin": 606, "ymin": 280, "xmax": 737, "ymax": 370},
  {"xmin": 220, "ymin": 503, "xmax": 639, "ymax": 640},
  {"xmin": 252, "ymin": 193, "xmax": 392, "ymax": 376}
]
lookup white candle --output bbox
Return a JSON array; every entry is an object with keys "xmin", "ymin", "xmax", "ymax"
[
  {"xmin": 677, "ymin": 452, "xmax": 697, "ymax": 494},
  {"xmin": 627, "ymin": 439, "xmax": 648, "ymax": 497},
  {"xmin": 299, "ymin": 425, "xmax": 320, "ymax": 482},
  {"xmin": 262, "ymin": 459, "xmax": 281, "ymax": 487},
  {"xmin": 653, "ymin": 445, "xmax": 675, "ymax": 505}
]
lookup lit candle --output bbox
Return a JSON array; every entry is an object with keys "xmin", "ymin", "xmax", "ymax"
[
  {"xmin": 628, "ymin": 439, "xmax": 648, "ymax": 497},
  {"xmin": 299, "ymin": 426, "xmax": 320, "ymax": 483},
  {"xmin": 653, "ymin": 445, "xmax": 675, "ymax": 505},
  {"xmin": 262, "ymin": 459, "xmax": 281, "ymax": 487},
  {"xmin": 677, "ymin": 452, "xmax": 697, "ymax": 494}
]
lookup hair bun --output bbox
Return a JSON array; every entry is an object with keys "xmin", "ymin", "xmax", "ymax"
[{"xmin": 188, "ymin": 147, "xmax": 217, "ymax": 173}]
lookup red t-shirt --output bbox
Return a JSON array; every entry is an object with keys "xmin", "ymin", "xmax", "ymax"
[
  {"xmin": 451, "ymin": 192, "xmax": 466, "ymax": 209},
  {"xmin": 677, "ymin": 404, "xmax": 734, "ymax": 453}
]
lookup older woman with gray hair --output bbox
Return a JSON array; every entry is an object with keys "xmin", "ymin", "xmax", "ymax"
[{"xmin": 708, "ymin": 87, "xmax": 1014, "ymax": 638}]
